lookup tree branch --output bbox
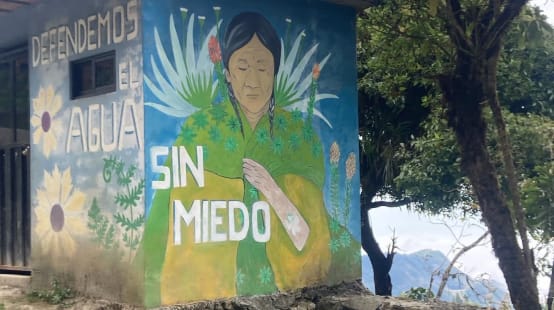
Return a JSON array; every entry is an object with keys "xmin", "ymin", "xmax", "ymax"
[
  {"xmin": 435, "ymin": 231, "xmax": 490, "ymax": 299},
  {"xmin": 368, "ymin": 199, "xmax": 412, "ymax": 210},
  {"xmin": 443, "ymin": 0, "xmax": 475, "ymax": 55},
  {"xmin": 484, "ymin": 0, "xmax": 528, "ymax": 50}
]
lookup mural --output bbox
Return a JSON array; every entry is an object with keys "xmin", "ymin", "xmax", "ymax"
[
  {"xmin": 34, "ymin": 165, "xmax": 87, "ymax": 261},
  {"xmin": 28, "ymin": 0, "xmax": 144, "ymax": 303},
  {"xmin": 143, "ymin": 0, "xmax": 360, "ymax": 306}
]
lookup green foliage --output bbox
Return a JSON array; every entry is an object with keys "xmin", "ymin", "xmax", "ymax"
[
  {"xmin": 357, "ymin": 0, "xmax": 452, "ymax": 102},
  {"xmin": 29, "ymin": 279, "xmax": 73, "ymax": 305},
  {"xmin": 88, "ymin": 157, "xmax": 145, "ymax": 259},
  {"xmin": 401, "ymin": 287, "xmax": 434, "ymax": 302},
  {"xmin": 103, "ymin": 157, "xmax": 145, "ymax": 255},
  {"xmin": 179, "ymin": 72, "xmax": 216, "ymax": 108},
  {"xmin": 394, "ymin": 106, "xmax": 473, "ymax": 214},
  {"xmin": 0, "ymin": 303, "xmax": 4, "ymax": 310},
  {"xmin": 87, "ymin": 198, "xmax": 116, "ymax": 249},
  {"xmin": 499, "ymin": 7, "xmax": 554, "ymax": 118},
  {"xmin": 522, "ymin": 162, "xmax": 554, "ymax": 242},
  {"xmin": 358, "ymin": 1, "xmax": 554, "ymax": 218},
  {"xmin": 114, "ymin": 180, "xmax": 145, "ymax": 210},
  {"xmin": 394, "ymin": 106, "xmax": 554, "ymax": 216}
]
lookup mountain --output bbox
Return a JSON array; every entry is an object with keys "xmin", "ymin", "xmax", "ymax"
[{"xmin": 362, "ymin": 249, "xmax": 509, "ymax": 308}]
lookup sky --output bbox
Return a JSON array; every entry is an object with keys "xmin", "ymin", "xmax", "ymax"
[
  {"xmin": 367, "ymin": 207, "xmax": 552, "ymax": 302},
  {"xmin": 532, "ymin": 0, "xmax": 554, "ymax": 23}
]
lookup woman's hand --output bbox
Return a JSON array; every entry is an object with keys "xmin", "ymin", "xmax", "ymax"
[{"xmin": 243, "ymin": 158, "xmax": 310, "ymax": 251}]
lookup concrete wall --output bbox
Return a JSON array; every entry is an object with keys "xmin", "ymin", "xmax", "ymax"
[
  {"xmin": 141, "ymin": 0, "xmax": 360, "ymax": 307},
  {"xmin": 23, "ymin": 0, "xmax": 360, "ymax": 306},
  {"xmin": 27, "ymin": 0, "xmax": 144, "ymax": 303}
]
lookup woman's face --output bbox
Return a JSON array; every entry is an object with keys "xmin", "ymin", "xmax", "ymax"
[{"xmin": 226, "ymin": 34, "xmax": 275, "ymax": 116}]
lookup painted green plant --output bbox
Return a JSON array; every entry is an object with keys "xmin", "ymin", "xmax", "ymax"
[
  {"xmin": 329, "ymin": 142, "xmax": 341, "ymax": 220},
  {"xmin": 103, "ymin": 156, "xmax": 145, "ymax": 255},
  {"xmin": 344, "ymin": 152, "xmax": 356, "ymax": 227},
  {"xmin": 327, "ymin": 143, "xmax": 357, "ymax": 253},
  {"xmin": 145, "ymin": 12, "xmax": 220, "ymax": 116},
  {"xmin": 87, "ymin": 198, "xmax": 116, "ymax": 250},
  {"xmin": 87, "ymin": 157, "xmax": 144, "ymax": 261}
]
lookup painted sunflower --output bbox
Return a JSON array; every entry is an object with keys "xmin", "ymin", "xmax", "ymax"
[
  {"xmin": 34, "ymin": 166, "xmax": 87, "ymax": 259},
  {"xmin": 31, "ymin": 86, "xmax": 62, "ymax": 158}
]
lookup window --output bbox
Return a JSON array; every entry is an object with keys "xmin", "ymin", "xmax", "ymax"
[
  {"xmin": 70, "ymin": 51, "xmax": 116, "ymax": 99},
  {"xmin": 0, "ymin": 49, "xmax": 29, "ymax": 146}
]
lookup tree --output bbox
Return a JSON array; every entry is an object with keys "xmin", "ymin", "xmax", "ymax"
[
  {"xmin": 357, "ymin": 87, "xmax": 430, "ymax": 295},
  {"xmin": 356, "ymin": 1, "xmax": 553, "ymax": 308}
]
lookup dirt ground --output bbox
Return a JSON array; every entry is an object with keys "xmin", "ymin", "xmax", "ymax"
[
  {"xmin": 0, "ymin": 281, "xmax": 490, "ymax": 310},
  {"xmin": 0, "ymin": 285, "xmax": 140, "ymax": 310}
]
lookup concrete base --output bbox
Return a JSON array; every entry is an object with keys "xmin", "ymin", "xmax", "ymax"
[{"xmin": 0, "ymin": 274, "xmax": 31, "ymax": 290}]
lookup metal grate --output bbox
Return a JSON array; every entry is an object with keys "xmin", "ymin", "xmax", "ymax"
[{"xmin": 0, "ymin": 144, "xmax": 31, "ymax": 272}]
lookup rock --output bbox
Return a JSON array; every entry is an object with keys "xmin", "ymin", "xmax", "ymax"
[{"xmin": 0, "ymin": 280, "xmax": 493, "ymax": 310}]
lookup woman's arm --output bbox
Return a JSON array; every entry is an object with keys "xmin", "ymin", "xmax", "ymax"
[{"xmin": 242, "ymin": 158, "xmax": 310, "ymax": 251}]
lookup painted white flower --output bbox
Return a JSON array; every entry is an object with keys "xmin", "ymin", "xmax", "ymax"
[
  {"xmin": 34, "ymin": 166, "xmax": 87, "ymax": 259},
  {"xmin": 30, "ymin": 86, "xmax": 62, "ymax": 158},
  {"xmin": 285, "ymin": 212, "xmax": 301, "ymax": 237}
]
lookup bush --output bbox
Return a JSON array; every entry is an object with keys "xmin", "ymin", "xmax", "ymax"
[
  {"xmin": 28, "ymin": 279, "xmax": 74, "ymax": 304},
  {"xmin": 401, "ymin": 287, "xmax": 435, "ymax": 302}
]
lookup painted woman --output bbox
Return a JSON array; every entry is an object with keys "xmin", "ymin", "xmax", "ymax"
[{"xmin": 142, "ymin": 12, "xmax": 331, "ymax": 306}]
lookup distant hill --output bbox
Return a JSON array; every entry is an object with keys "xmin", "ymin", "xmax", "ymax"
[{"xmin": 362, "ymin": 249, "xmax": 509, "ymax": 308}]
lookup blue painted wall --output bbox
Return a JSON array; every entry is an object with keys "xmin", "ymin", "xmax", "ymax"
[{"xmin": 142, "ymin": 0, "xmax": 360, "ymax": 306}]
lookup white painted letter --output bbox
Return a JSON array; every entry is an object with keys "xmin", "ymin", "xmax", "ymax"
[
  {"xmin": 98, "ymin": 11, "xmax": 111, "ymax": 48},
  {"xmin": 88, "ymin": 103, "xmax": 100, "ymax": 152},
  {"xmin": 66, "ymin": 107, "xmax": 87, "ymax": 152},
  {"xmin": 252, "ymin": 201, "xmax": 271, "ymax": 243},
  {"xmin": 112, "ymin": 5, "xmax": 125, "ymax": 44},
  {"xmin": 118, "ymin": 99, "xmax": 142, "ymax": 150},
  {"xmin": 40, "ymin": 32, "xmax": 49, "ymax": 65},
  {"xmin": 77, "ymin": 18, "xmax": 87, "ymax": 54},
  {"xmin": 178, "ymin": 146, "xmax": 204, "ymax": 187},
  {"xmin": 118, "ymin": 62, "xmax": 128, "ymax": 90},
  {"xmin": 171, "ymin": 146, "xmax": 180, "ymax": 188},
  {"xmin": 151, "ymin": 146, "xmax": 170, "ymax": 190},
  {"xmin": 210, "ymin": 201, "xmax": 227, "ymax": 242},
  {"xmin": 66, "ymin": 23, "xmax": 78, "ymax": 56},
  {"xmin": 126, "ymin": 0, "xmax": 138, "ymax": 41},
  {"xmin": 229, "ymin": 201, "xmax": 249, "ymax": 241},
  {"xmin": 174, "ymin": 199, "xmax": 201, "ymax": 245},
  {"xmin": 100, "ymin": 102, "xmax": 117, "ymax": 152},
  {"xmin": 202, "ymin": 200, "xmax": 209, "ymax": 243},
  {"xmin": 57, "ymin": 26, "xmax": 66, "ymax": 60},
  {"xmin": 32, "ymin": 36, "xmax": 40, "ymax": 67},
  {"xmin": 87, "ymin": 14, "xmax": 97, "ymax": 51},
  {"xmin": 49, "ymin": 28, "xmax": 57, "ymax": 63}
]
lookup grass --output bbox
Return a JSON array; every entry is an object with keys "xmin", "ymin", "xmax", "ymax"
[
  {"xmin": 0, "ymin": 303, "xmax": 5, "ymax": 310},
  {"xmin": 28, "ymin": 279, "xmax": 74, "ymax": 305}
]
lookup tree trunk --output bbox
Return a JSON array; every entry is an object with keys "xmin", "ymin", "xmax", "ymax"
[
  {"xmin": 360, "ymin": 204, "xmax": 393, "ymax": 295},
  {"xmin": 483, "ymin": 46, "xmax": 535, "ymax": 277},
  {"xmin": 546, "ymin": 261, "xmax": 554, "ymax": 310},
  {"xmin": 439, "ymin": 53, "xmax": 540, "ymax": 310},
  {"xmin": 359, "ymin": 137, "xmax": 395, "ymax": 296}
]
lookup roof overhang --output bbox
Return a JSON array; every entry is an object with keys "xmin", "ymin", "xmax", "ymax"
[
  {"xmin": 0, "ymin": 0, "xmax": 374, "ymax": 51},
  {"xmin": 325, "ymin": 0, "xmax": 376, "ymax": 10},
  {"xmin": 0, "ymin": 0, "xmax": 38, "ymax": 14}
]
